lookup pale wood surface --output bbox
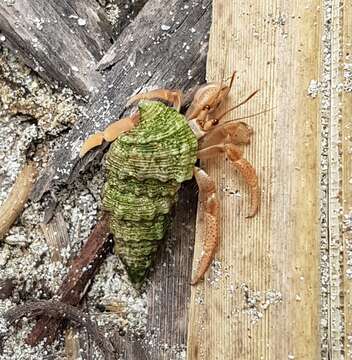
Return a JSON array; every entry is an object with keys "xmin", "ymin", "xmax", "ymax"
[
  {"xmin": 40, "ymin": 211, "xmax": 69, "ymax": 262},
  {"xmin": 187, "ymin": 1, "xmax": 321, "ymax": 359},
  {"xmin": 325, "ymin": 1, "xmax": 344, "ymax": 358},
  {"xmin": 341, "ymin": 0, "xmax": 352, "ymax": 358}
]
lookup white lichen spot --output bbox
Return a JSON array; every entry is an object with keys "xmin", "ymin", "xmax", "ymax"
[
  {"xmin": 241, "ymin": 284, "xmax": 282, "ymax": 323},
  {"xmin": 308, "ymin": 79, "xmax": 320, "ymax": 98},
  {"xmin": 106, "ymin": 4, "xmax": 119, "ymax": 26},
  {"xmin": 207, "ymin": 260, "xmax": 223, "ymax": 288},
  {"xmin": 77, "ymin": 18, "xmax": 87, "ymax": 26}
]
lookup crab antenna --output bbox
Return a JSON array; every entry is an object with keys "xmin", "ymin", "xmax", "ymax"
[
  {"xmin": 212, "ymin": 48, "xmax": 233, "ymax": 104},
  {"xmin": 213, "ymin": 107, "xmax": 273, "ymax": 128},
  {"xmin": 227, "ymin": 70, "xmax": 236, "ymax": 92},
  {"xmin": 216, "ymin": 89, "xmax": 259, "ymax": 122}
]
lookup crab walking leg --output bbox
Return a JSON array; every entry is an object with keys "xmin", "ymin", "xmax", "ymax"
[
  {"xmin": 198, "ymin": 121, "xmax": 253, "ymax": 150},
  {"xmin": 126, "ymin": 89, "xmax": 183, "ymax": 111},
  {"xmin": 79, "ymin": 113, "xmax": 139, "ymax": 158},
  {"xmin": 198, "ymin": 143, "xmax": 260, "ymax": 218},
  {"xmin": 191, "ymin": 167, "xmax": 220, "ymax": 285}
]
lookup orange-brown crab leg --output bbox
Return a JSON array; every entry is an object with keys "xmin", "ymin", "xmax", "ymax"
[
  {"xmin": 198, "ymin": 143, "xmax": 260, "ymax": 218},
  {"xmin": 79, "ymin": 113, "xmax": 139, "ymax": 158},
  {"xmin": 126, "ymin": 89, "xmax": 183, "ymax": 112},
  {"xmin": 191, "ymin": 167, "xmax": 220, "ymax": 285},
  {"xmin": 198, "ymin": 121, "xmax": 253, "ymax": 150}
]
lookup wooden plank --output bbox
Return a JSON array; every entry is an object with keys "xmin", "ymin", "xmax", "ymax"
[
  {"xmin": 323, "ymin": 1, "xmax": 344, "ymax": 358},
  {"xmin": 31, "ymin": 0, "xmax": 211, "ymax": 201},
  {"xmin": 341, "ymin": 0, "xmax": 352, "ymax": 358},
  {"xmin": 0, "ymin": 0, "xmax": 112, "ymax": 95},
  {"xmin": 187, "ymin": 1, "xmax": 321, "ymax": 359}
]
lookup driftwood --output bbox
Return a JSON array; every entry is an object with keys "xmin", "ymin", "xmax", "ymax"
[
  {"xmin": 112, "ymin": 0, "xmax": 149, "ymax": 36},
  {"xmin": 0, "ymin": 162, "xmax": 37, "ymax": 240},
  {"xmin": 26, "ymin": 213, "xmax": 111, "ymax": 346},
  {"xmin": 31, "ymin": 0, "xmax": 211, "ymax": 201},
  {"xmin": 0, "ymin": 0, "xmax": 113, "ymax": 95},
  {"xmin": 144, "ymin": 183, "xmax": 198, "ymax": 360},
  {"xmin": 65, "ymin": 327, "xmax": 84, "ymax": 360},
  {"xmin": 64, "ymin": 301, "xmax": 92, "ymax": 360},
  {"xmin": 0, "ymin": 278, "xmax": 15, "ymax": 300},
  {"xmin": 1, "ymin": 0, "xmax": 211, "ymax": 357},
  {"xmin": 40, "ymin": 211, "xmax": 70, "ymax": 262}
]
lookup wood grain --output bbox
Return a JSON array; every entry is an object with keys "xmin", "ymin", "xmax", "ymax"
[
  {"xmin": 112, "ymin": 0, "xmax": 149, "ymax": 38},
  {"xmin": 0, "ymin": 0, "xmax": 112, "ymax": 95},
  {"xmin": 341, "ymin": 0, "xmax": 352, "ymax": 358},
  {"xmin": 10, "ymin": 2, "xmax": 210, "ymax": 357},
  {"xmin": 40, "ymin": 211, "xmax": 69, "ymax": 262},
  {"xmin": 144, "ymin": 182, "xmax": 198, "ymax": 360},
  {"xmin": 187, "ymin": 1, "xmax": 321, "ymax": 359},
  {"xmin": 0, "ymin": 162, "xmax": 37, "ymax": 240},
  {"xmin": 103, "ymin": 183, "xmax": 198, "ymax": 360},
  {"xmin": 324, "ymin": 1, "xmax": 344, "ymax": 358}
]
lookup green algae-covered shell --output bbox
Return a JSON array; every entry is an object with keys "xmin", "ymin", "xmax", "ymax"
[
  {"xmin": 103, "ymin": 100, "xmax": 197, "ymax": 286},
  {"xmin": 105, "ymin": 100, "xmax": 198, "ymax": 182}
]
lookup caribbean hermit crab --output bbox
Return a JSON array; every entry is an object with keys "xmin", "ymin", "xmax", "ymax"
[{"xmin": 80, "ymin": 73, "xmax": 260, "ymax": 287}]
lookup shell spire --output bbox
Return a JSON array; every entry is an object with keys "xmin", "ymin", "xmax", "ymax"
[{"xmin": 103, "ymin": 101, "xmax": 197, "ymax": 286}]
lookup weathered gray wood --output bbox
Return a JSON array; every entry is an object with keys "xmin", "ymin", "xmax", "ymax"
[
  {"xmin": 0, "ymin": 0, "xmax": 113, "ymax": 95},
  {"xmin": 145, "ymin": 183, "xmax": 197, "ymax": 360},
  {"xmin": 31, "ymin": 0, "xmax": 211, "ymax": 201},
  {"xmin": 112, "ymin": 0, "xmax": 149, "ymax": 37},
  {"xmin": 17, "ymin": 1, "xmax": 210, "ymax": 358},
  {"xmin": 0, "ymin": 278, "xmax": 15, "ymax": 300}
]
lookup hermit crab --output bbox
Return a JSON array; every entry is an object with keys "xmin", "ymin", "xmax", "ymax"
[{"xmin": 80, "ymin": 73, "xmax": 260, "ymax": 287}]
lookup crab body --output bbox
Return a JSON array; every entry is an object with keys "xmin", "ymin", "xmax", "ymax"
[
  {"xmin": 103, "ymin": 100, "xmax": 198, "ymax": 285},
  {"xmin": 80, "ymin": 75, "xmax": 260, "ymax": 287}
]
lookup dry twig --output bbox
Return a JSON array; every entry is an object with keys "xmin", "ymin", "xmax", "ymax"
[{"xmin": 0, "ymin": 162, "xmax": 37, "ymax": 240}]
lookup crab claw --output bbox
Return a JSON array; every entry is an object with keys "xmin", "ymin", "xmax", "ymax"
[
  {"xmin": 191, "ymin": 167, "xmax": 220, "ymax": 285},
  {"xmin": 224, "ymin": 144, "xmax": 260, "ymax": 218}
]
